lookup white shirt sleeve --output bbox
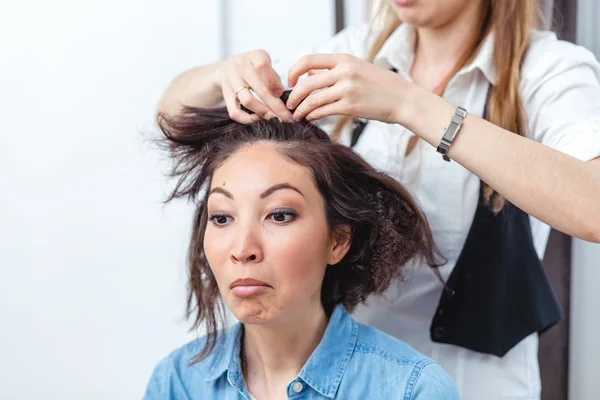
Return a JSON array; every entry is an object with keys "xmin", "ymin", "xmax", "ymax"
[{"xmin": 521, "ymin": 31, "xmax": 600, "ymax": 162}]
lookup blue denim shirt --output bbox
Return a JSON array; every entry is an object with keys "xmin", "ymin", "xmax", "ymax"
[{"xmin": 143, "ymin": 306, "xmax": 459, "ymax": 399}]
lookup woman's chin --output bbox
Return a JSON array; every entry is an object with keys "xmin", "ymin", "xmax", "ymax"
[{"xmin": 229, "ymin": 303, "xmax": 276, "ymax": 325}]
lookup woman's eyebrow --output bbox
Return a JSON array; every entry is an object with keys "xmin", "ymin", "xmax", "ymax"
[
  {"xmin": 208, "ymin": 183, "xmax": 304, "ymax": 200},
  {"xmin": 260, "ymin": 183, "xmax": 304, "ymax": 199},
  {"xmin": 208, "ymin": 187, "xmax": 233, "ymax": 199}
]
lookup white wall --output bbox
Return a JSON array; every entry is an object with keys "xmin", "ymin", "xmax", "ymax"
[
  {"xmin": 570, "ymin": 240, "xmax": 600, "ymax": 400},
  {"xmin": 0, "ymin": 1, "xmax": 334, "ymax": 399},
  {"xmin": 224, "ymin": 0, "xmax": 336, "ymax": 58},
  {"xmin": 576, "ymin": 0, "xmax": 600, "ymax": 56},
  {"xmin": 344, "ymin": 0, "xmax": 371, "ymax": 31},
  {"xmin": 569, "ymin": 0, "xmax": 600, "ymax": 400},
  {"xmin": 570, "ymin": 2, "xmax": 600, "ymax": 399}
]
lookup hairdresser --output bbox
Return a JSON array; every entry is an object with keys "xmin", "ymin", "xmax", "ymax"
[{"xmin": 156, "ymin": 0, "xmax": 600, "ymax": 398}]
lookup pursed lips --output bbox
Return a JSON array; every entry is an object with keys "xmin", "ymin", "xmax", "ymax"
[{"xmin": 230, "ymin": 278, "xmax": 272, "ymax": 297}]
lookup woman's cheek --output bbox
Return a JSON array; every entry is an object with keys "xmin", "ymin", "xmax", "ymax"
[
  {"xmin": 203, "ymin": 230, "xmax": 230, "ymax": 284},
  {"xmin": 269, "ymin": 223, "xmax": 330, "ymax": 281}
]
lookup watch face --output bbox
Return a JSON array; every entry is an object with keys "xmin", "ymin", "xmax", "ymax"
[{"xmin": 442, "ymin": 121, "xmax": 460, "ymax": 141}]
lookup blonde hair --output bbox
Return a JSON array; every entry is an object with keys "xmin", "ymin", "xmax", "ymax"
[{"xmin": 332, "ymin": 0, "xmax": 541, "ymax": 212}]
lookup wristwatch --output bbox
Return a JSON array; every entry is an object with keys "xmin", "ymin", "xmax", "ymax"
[{"xmin": 436, "ymin": 106, "xmax": 467, "ymax": 162}]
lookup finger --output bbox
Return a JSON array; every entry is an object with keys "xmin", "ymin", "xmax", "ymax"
[
  {"xmin": 244, "ymin": 67, "xmax": 293, "ymax": 122},
  {"xmin": 234, "ymin": 84, "xmax": 275, "ymax": 119},
  {"xmin": 304, "ymin": 100, "xmax": 346, "ymax": 122},
  {"xmin": 308, "ymin": 69, "xmax": 328, "ymax": 76},
  {"xmin": 286, "ymin": 71, "xmax": 337, "ymax": 110},
  {"xmin": 288, "ymin": 54, "xmax": 344, "ymax": 88},
  {"xmin": 255, "ymin": 61, "xmax": 285, "ymax": 97},
  {"xmin": 223, "ymin": 84, "xmax": 261, "ymax": 124},
  {"xmin": 292, "ymin": 87, "xmax": 340, "ymax": 121},
  {"xmin": 247, "ymin": 49, "xmax": 284, "ymax": 96}
]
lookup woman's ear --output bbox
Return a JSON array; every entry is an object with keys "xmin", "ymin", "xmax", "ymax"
[{"xmin": 328, "ymin": 225, "xmax": 353, "ymax": 265}]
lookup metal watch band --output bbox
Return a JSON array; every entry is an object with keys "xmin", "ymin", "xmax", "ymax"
[{"xmin": 436, "ymin": 106, "xmax": 467, "ymax": 162}]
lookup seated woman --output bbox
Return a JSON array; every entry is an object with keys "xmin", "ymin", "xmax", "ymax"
[{"xmin": 143, "ymin": 97, "xmax": 460, "ymax": 399}]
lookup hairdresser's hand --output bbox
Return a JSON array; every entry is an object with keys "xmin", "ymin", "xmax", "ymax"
[
  {"xmin": 217, "ymin": 49, "xmax": 294, "ymax": 124},
  {"xmin": 286, "ymin": 54, "xmax": 410, "ymax": 124}
]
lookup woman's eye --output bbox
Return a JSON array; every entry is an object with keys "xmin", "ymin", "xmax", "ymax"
[
  {"xmin": 209, "ymin": 214, "xmax": 232, "ymax": 226},
  {"xmin": 268, "ymin": 210, "xmax": 297, "ymax": 224}
]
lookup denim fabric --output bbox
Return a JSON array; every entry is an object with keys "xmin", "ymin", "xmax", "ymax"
[{"xmin": 143, "ymin": 306, "xmax": 460, "ymax": 399}]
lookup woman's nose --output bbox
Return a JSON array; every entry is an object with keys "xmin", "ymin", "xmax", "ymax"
[{"xmin": 230, "ymin": 225, "xmax": 263, "ymax": 264}]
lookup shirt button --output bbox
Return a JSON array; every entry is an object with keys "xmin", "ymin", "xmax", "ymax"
[{"xmin": 292, "ymin": 381, "xmax": 303, "ymax": 393}]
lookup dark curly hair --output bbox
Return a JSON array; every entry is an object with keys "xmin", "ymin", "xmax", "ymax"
[{"xmin": 158, "ymin": 97, "xmax": 443, "ymax": 363}]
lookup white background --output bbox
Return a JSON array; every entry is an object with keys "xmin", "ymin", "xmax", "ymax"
[
  {"xmin": 1, "ymin": 0, "xmax": 598, "ymax": 399},
  {"xmin": 571, "ymin": 2, "xmax": 600, "ymax": 399},
  {"xmin": 0, "ymin": 1, "xmax": 336, "ymax": 398}
]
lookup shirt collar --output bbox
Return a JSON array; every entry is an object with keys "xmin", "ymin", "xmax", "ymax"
[
  {"xmin": 204, "ymin": 323, "xmax": 244, "ymax": 386},
  {"xmin": 297, "ymin": 305, "xmax": 358, "ymax": 398},
  {"xmin": 374, "ymin": 23, "xmax": 497, "ymax": 85},
  {"xmin": 460, "ymin": 30, "xmax": 496, "ymax": 85},
  {"xmin": 373, "ymin": 22, "xmax": 417, "ymax": 75},
  {"xmin": 203, "ymin": 305, "xmax": 358, "ymax": 398}
]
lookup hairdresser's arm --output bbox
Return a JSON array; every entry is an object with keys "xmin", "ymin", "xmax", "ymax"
[
  {"xmin": 157, "ymin": 50, "xmax": 293, "ymax": 123},
  {"xmin": 286, "ymin": 54, "xmax": 600, "ymax": 243},
  {"xmin": 158, "ymin": 63, "xmax": 223, "ymax": 115},
  {"xmin": 401, "ymin": 86, "xmax": 600, "ymax": 243}
]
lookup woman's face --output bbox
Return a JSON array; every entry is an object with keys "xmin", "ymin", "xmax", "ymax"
[
  {"xmin": 203, "ymin": 144, "xmax": 349, "ymax": 325},
  {"xmin": 387, "ymin": 0, "xmax": 482, "ymax": 29}
]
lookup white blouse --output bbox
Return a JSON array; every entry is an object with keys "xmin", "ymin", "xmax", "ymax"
[{"xmin": 273, "ymin": 23, "xmax": 600, "ymax": 400}]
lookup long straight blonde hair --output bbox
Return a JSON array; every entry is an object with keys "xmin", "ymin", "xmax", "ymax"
[{"xmin": 332, "ymin": 0, "xmax": 541, "ymax": 211}]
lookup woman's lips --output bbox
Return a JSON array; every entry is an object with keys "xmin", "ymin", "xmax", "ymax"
[
  {"xmin": 232, "ymin": 285, "xmax": 270, "ymax": 297},
  {"xmin": 230, "ymin": 278, "xmax": 271, "ymax": 297}
]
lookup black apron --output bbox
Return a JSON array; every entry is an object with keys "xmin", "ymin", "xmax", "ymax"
[{"xmin": 349, "ymin": 85, "xmax": 562, "ymax": 357}]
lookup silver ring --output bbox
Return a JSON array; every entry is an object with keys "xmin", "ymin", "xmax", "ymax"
[{"xmin": 234, "ymin": 85, "xmax": 249, "ymax": 96}]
